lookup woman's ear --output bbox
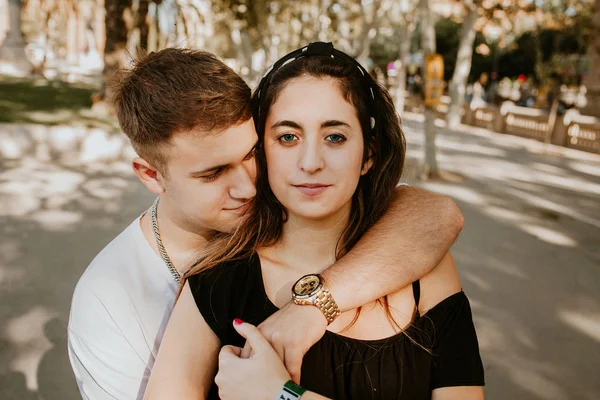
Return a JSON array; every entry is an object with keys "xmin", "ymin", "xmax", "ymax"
[
  {"xmin": 361, "ymin": 158, "xmax": 374, "ymax": 176},
  {"xmin": 361, "ymin": 140, "xmax": 375, "ymax": 176},
  {"xmin": 361, "ymin": 148, "xmax": 375, "ymax": 175}
]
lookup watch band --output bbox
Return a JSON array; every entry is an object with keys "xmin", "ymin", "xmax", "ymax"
[
  {"xmin": 312, "ymin": 285, "xmax": 341, "ymax": 324},
  {"xmin": 292, "ymin": 275, "xmax": 341, "ymax": 324},
  {"xmin": 275, "ymin": 380, "xmax": 306, "ymax": 400}
]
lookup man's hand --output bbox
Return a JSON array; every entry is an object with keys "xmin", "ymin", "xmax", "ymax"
[{"xmin": 240, "ymin": 302, "xmax": 327, "ymax": 383}]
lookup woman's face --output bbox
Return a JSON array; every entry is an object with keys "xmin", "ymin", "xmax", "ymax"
[{"xmin": 263, "ymin": 76, "xmax": 369, "ymax": 221}]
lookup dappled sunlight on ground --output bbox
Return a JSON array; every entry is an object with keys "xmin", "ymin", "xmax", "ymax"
[
  {"xmin": 0, "ymin": 126, "xmax": 154, "ymax": 398},
  {"xmin": 518, "ymin": 225, "xmax": 578, "ymax": 247},
  {"xmin": 5, "ymin": 306, "xmax": 57, "ymax": 391},
  {"xmin": 0, "ymin": 115, "xmax": 599, "ymax": 399},
  {"xmin": 402, "ymin": 113, "xmax": 600, "ymax": 400},
  {"xmin": 558, "ymin": 309, "xmax": 600, "ymax": 343}
]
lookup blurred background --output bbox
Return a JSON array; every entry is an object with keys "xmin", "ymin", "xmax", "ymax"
[{"xmin": 1, "ymin": 0, "xmax": 599, "ymax": 399}]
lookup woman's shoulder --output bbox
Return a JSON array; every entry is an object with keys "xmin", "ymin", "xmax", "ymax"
[
  {"xmin": 186, "ymin": 253, "xmax": 261, "ymax": 342},
  {"xmin": 418, "ymin": 252, "xmax": 463, "ymax": 316},
  {"xmin": 187, "ymin": 253, "xmax": 259, "ymax": 297}
]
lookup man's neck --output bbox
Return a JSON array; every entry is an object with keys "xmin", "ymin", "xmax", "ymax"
[
  {"xmin": 141, "ymin": 198, "xmax": 209, "ymax": 275},
  {"xmin": 272, "ymin": 203, "xmax": 351, "ymax": 273}
]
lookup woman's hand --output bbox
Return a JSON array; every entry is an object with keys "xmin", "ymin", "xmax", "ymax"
[{"xmin": 215, "ymin": 319, "xmax": 292, "ymax": 400}]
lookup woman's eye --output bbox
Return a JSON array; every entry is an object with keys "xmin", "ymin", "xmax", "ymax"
[
  {"xmin": 278, "ymin": 133, "xmax": 298, "ymax": 143},
  {"xmin": 326, "ymin": 134, "xmax": 346, "ymax": 143}
]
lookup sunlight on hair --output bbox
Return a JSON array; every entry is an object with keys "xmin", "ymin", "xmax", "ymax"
[
  {"xmin": 518, "ymin": 224, "xmax": 577, "ymax": 247},
  {"xmin": 558, "ymin": 309, "xmax": 600, "ymax": 343},
  {"xmin": 3, "ymin": 306, "xmax": 57, "ymax": 391}
]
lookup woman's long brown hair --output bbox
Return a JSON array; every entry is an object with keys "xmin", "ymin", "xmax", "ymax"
[{"xmin": 182, "ymin": 54, "xmax": 408, "ymax": 332}]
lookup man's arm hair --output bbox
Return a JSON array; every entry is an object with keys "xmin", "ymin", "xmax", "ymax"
[{"xmin": 322, "ymin": 185, "xmax": 464, "ymax": 312}]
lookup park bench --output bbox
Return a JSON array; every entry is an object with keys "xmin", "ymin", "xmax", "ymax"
[
  {"xmin": 499, "ymin": 102, "xmax": 551, "ymax": 141},
  {"xmin": 558, "ymin": 110, "xmax": 600, "ymax": 153},
  {"xmin": 463, "ymin": 104, "xmax": 501, "ymax": 131}
]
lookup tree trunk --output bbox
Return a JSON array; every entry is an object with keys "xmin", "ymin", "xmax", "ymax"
[
  {"xmin": 355, "ymin": 0, "xmax": 382, "ymax": 65},
  {"xmin": 395, "ymin": 19, "xmax": 416, "ymax": 116},
  {"xmin": 582, "ymin": 0, "xmax": 600, "ymax": 118},
  {"xmin": 0, "ymin": 0, "xmax": 31, "ymax": 76},
  {"xmin": 137, "ymin": 0, "xmax": 150, "ymax": 51},
  {"xmin": 419, "ymin": 0, "xmax": 439, "ymax": 178},
  {"xmin": 99, "ymin": 0, "xmax": 132, "ymax": 101},
  {"xmin": 446, "ymin": 2, "xmax": 478, "ymax": 129}
]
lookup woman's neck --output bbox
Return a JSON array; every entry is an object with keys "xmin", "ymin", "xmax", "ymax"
[{"xmin": 271, "ymin": 202, "xmax": 352, "ymax": 273}]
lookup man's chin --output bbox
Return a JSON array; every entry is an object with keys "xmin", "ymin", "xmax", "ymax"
[{"xmin": 213, "ymin": 215, "xmax": 244, "ymax": 234}]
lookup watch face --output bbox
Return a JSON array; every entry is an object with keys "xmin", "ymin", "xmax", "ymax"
[{"xmin": 293, "ymin": 275, "xmax": 321, "ymax": 297}]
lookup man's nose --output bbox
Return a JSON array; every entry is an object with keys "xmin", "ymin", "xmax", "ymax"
[{"xmin": 229, "ymin": 166, "xmax": 257, "ymax": 201}]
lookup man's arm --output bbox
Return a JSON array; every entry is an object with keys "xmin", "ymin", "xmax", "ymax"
[
  {"xmin": 251, "ymin": 186, "xmax": 464, "ymax": 382},
  {"xmin": 324, "ymin": 185, "xmax": 463, "ymax": 311}
]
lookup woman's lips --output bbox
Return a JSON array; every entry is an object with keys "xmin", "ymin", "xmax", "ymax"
[{"xmin": 293, "ymin": 184, "xmax": 331, "ymax": 196}]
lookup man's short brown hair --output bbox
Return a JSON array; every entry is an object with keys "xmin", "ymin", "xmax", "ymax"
[{"xmin": 110, "ymin": 48, "xmax": 252, "ymax": 173}]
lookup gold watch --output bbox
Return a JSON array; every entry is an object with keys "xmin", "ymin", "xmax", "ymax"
[{"xmin": 291, "ymin": 274, "xmax": 341, "ymax": 324}]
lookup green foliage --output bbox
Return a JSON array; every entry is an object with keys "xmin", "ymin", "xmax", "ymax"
[
  {"xmin": 0, "ymin": 78, "xmax": 113, "ymax": 127},
  {"xmin": 435, "ymin": 18, "xmax": 461, "ymax": 82}
]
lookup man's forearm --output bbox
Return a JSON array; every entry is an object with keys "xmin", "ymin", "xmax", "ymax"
[{"xmin": 322, "ymin": 186, "xmax": 463, "ymax": 312}]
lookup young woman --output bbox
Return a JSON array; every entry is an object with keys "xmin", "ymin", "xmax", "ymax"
[{"xmin": 146, "ymin": 43, "xmax": 484, "ymax": 399}]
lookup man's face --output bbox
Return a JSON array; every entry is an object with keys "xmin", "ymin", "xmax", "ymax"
[{"xmin": 161, "ymin": 118, "xmax": 258, "ymax": 235}]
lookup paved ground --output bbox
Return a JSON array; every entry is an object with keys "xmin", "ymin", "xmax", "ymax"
[{"xmin": 0, "ymin": 117, "xmax": 599, "ymax": 399}]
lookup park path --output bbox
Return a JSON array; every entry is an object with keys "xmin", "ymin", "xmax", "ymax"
[{"xmin": 0, "ymin": 117, "xmax": 599, "ymax": 399}]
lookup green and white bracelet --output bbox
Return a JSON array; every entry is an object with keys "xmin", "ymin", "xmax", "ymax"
[{"xmin": 275, "ymin": 380, "xmax": 307, "ymax": 400}]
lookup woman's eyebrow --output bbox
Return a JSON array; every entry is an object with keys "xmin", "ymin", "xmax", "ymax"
[
  {"xmin": 271, "ymin": 120, "xmax": 302, "ymax": 130},
  {"xmin": 321, "ymin": 120, "xmax": 350, "ymax": 128},
  {"xmin": 271, "ymin": 120, "xmax": 350, "ymax": 129}
]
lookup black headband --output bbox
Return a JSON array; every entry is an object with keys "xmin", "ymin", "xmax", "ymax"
[{"xmin": 254, "ymin": 42, "xmax": 377, "ymax": 131}]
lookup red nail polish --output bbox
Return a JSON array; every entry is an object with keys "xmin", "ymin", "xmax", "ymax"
[{"xmin": 233, "ymin": 318, "xmax": 243, "ymax": 325}]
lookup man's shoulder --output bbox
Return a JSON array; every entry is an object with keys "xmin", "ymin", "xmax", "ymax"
[
  {"xmin": 74, "ymin": 220, "xmax": 140, "ymax": 291},
  {"xmin": 69, "ymin": 219, "xmax": 147, "ymax": 332}
]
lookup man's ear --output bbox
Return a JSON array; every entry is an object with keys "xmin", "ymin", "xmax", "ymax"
[{"xmin": 132, "ymin": 157, "xmax": 166, "ymax": 195}]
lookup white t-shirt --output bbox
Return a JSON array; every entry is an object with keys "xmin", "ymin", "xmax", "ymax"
[{"xmin": 68, "ymin": 216, "xmax": 179, "ymax": 400}]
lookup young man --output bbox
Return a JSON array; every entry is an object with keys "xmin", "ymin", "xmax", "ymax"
[{"xmin": 67, "ymin": 48, "xmax": 464, "ymax": 400}]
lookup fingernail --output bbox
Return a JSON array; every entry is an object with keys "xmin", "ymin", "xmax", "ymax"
[{"xmin": 233, "ymin": 318, "xmax": 243, "ymax": 326}]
